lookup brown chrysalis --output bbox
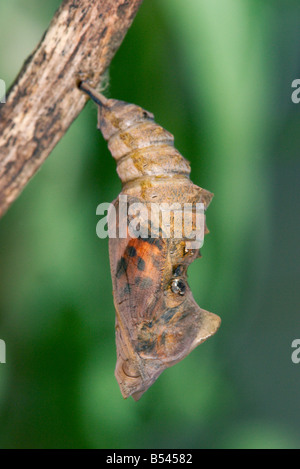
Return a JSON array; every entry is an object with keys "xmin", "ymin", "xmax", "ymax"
[{"xmin": 80, "ymin": 82, "xmax": 221, "ymax": 401}]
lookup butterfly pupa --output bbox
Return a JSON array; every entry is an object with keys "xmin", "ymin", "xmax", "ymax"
[{"xmin": 80, "ymin": 82, "xmax": 221, "ymax": 401}]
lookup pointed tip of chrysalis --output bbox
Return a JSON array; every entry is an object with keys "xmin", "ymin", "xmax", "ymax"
[{"xmin": 78, "ymin": 81, "xmax": 109, "ymax": 106}]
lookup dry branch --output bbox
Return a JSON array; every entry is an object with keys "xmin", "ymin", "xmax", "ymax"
[{"xmin": 0, "ymin": 0, "xmax": 144, "ymax": 218}]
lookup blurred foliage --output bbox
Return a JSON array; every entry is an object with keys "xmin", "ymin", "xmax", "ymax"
[{"xmin": 0, "ymin": 0, "xmax": 300, "ymax": 449}]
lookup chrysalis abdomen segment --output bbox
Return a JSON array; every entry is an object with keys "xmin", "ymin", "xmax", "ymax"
[{"xmin": 98, "ymin": 99, "xmax": 191, "ymax": 185}]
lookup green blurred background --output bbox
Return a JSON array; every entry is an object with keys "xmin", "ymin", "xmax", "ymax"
[{"xmin": 0, "ymin": 0, "xmax": 299, "ymax": 449}]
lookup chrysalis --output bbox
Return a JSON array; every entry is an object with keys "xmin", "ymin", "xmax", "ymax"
[{"xmin": 80, "ymin": 82, "xmax": 221, "ymax": 401}]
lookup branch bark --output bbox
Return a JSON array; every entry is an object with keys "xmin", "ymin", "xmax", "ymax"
[{"xmin": 0, "ymin": 0, "xmax": 144, "ymax": 218}]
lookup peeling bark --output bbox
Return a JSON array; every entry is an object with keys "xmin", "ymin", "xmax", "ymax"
[{"xmin": 0, "ymin": 0, "xmax": 144, "ymax": 218}]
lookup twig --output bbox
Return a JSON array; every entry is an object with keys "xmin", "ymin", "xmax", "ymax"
[{"xmin": 0, "ymin": 0, "xmax": 144, "ymax": 218}]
